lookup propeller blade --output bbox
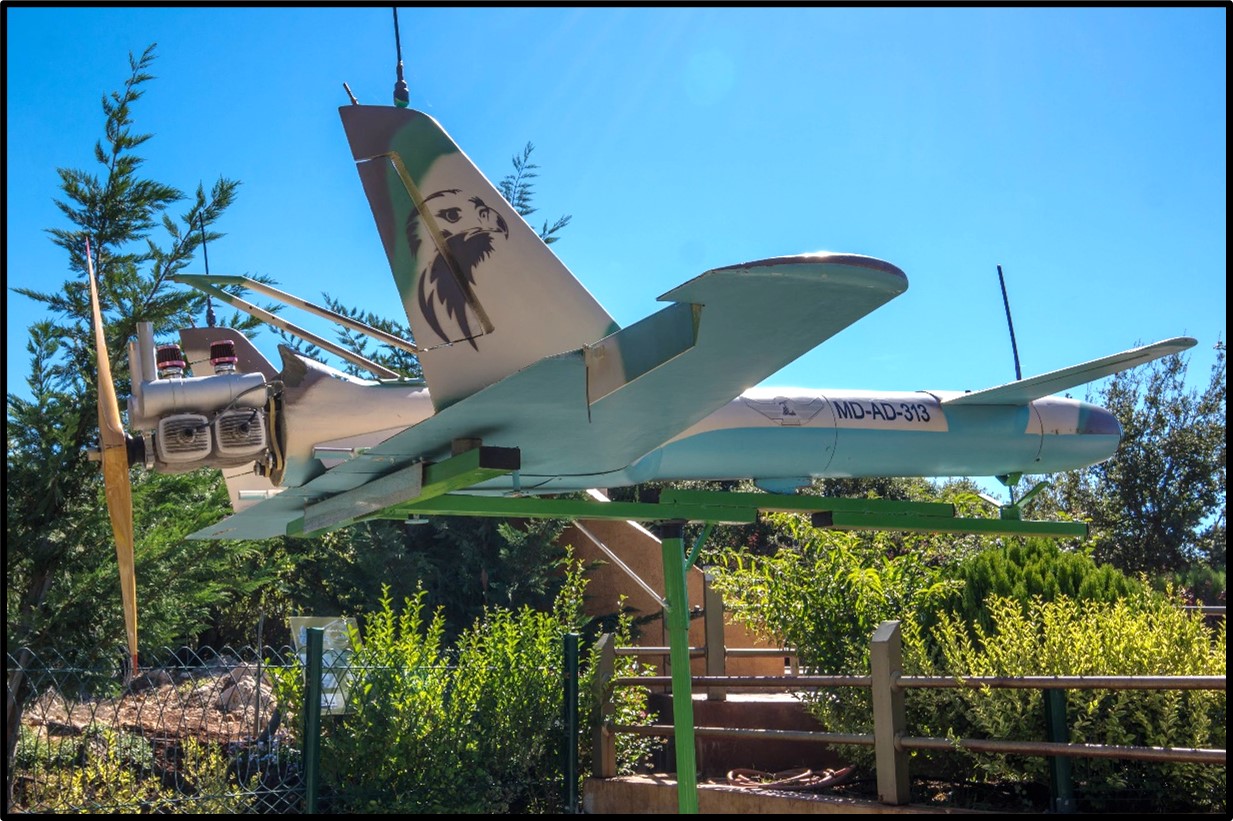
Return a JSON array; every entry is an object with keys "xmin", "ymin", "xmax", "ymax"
[{"xmin": 86, "ymin": 239, "xmax": 139, "ymax": 678}]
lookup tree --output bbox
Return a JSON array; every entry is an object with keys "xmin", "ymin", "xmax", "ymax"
[
  {"xmin": 4, "ymin": 45, "xmax": 260, "ymax": 806},
  {"xmin": 498, "ymin": 142, "xmax": 571, "ymax": 245},
  {"xmin": 1046, "ymin": 343, "xmax": 1226, "ymax": 576}
]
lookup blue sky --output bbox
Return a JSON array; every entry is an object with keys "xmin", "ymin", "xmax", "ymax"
[{"xmin": 6, "ymin": 6, "xmax": 1226, "ymax": 407}]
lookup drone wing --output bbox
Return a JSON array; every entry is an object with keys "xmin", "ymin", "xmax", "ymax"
[
  {"xmin": 943, "ymin": 337, "xmax": 1197, "ymax": 406},
  {"xmin": 188, "ymin": 253, "xmax": 907, "ymax": 539}
]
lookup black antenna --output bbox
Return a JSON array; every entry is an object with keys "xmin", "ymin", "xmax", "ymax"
[
  {"xmin": 996, "ymin": 264, "xmax": 1021, "ymax": 380},
  {"xmin": 392, "ymin": 7, "xmax": 409, "ymax": 108},
  {"xmin": 200, "ymin": 216, "xmax": 216, "ymax": 328}
]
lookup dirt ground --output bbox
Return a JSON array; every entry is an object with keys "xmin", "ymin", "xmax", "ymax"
[{"xmin": 23, "ymin": 663, "xmax": 277, "ymax": 746}]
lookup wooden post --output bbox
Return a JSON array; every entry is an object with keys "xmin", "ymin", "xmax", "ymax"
[
  {"xmin": 870, "ymin": 620, "xmax": 909, "ymax": 805},
  {"xmin": 703, "ymin": 572, "xmax": 727, "ymax": 701},
  {"xmin": 590, "ymin": 633, "xmax": 618, "ymax": 778}
]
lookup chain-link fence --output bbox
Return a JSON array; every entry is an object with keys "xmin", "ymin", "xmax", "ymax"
[
  {"xmin": 7, "ymin": 646, "xmax": 303, "ymax": 814},
  {"xmin": 8, "ymin": 631, "xmax": 595, "ymax": 815}
]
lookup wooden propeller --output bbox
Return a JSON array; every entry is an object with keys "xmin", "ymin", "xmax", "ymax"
[{"xmin": 86, "ymin": 239, "xmax": 139, "ymax": 679}]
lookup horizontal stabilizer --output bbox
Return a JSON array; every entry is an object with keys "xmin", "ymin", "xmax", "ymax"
[{"xmin": 943, "ymin": 337, "xmax": 1197, "ymax": 406}]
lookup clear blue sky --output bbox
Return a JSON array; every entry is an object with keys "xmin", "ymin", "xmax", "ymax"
[{"xmin": 6, "ymin": 6, "xmax": 1226, "ymax": 406}]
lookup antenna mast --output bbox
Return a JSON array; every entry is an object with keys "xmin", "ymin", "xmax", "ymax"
[
  {"xmin": 997, "ymin": 264, "xmax": 1022, "ymax": 380},
  {"xmin": 392, "ymin": 7, "xmax": 409, "ymax": 108},
  {"xmin": 200, "ymin": 216, "xmax": 216, "ymax": 328}
]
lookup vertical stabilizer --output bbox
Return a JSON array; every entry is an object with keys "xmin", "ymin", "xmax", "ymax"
[{"xmin": 340, "ymin": 105, "xmax": 619, "ymax": 409}]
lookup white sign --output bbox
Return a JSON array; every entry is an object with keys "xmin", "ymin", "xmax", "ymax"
[{"xmin": 289, "ymin": 616, "xmax": 359, "ymax": 715}]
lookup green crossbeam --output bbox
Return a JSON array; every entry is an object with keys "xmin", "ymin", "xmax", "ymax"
[
  {"xmin": 368, "ymin": 484, "xmax": 1085, "ymax": 538},
  {"xmin": 377, "ymin": 494, "xmax": 758, "ymax": 524},
  {"xmin": 821, "ymin": 511, "xmax": 1088, "ymax": 538},
  {"xmin": 658, "ymin": 489, "xmax": 956, "ymax": 517}
]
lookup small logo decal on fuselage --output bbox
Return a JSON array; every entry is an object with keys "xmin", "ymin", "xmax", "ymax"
[{"xmin": 742, "ymin": 396, "xmax": 828, "ymax": 426}]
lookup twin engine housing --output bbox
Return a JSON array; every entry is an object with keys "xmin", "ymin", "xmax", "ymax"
[{"xmin": 130, "ymin": 369, "xmax": 274, "ymax": 473}]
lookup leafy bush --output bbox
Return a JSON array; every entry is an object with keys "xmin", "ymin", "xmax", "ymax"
[
  {"xmin": 926, "ymin": 538, "xmax": 1143, "ymax": 637},
  {"xmin": 268, "ymin": 554, "xmax": 657, "ymax": 813},
  {"xmin": 1158, "ymin": 562, "xmax": 1226, "ymax": 607},
  {"xmin": 705, "ymin": 513, "xmax": 958, "ymax": 676},
  {"xmin": 11, "ymin": 723, "xmax": 251, "ymax": 813},
  {"xmin": 925, "ymin": 592, "xmax": 1225, "ymax": 812},
  {"xmin": 706, "ymin": 513, "xmax": 1225, "ymax": 813}
]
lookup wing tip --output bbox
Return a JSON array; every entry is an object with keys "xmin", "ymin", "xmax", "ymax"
[{"xmin": 715, "ymin": 252, "xmax": 907, "ymax": 282}]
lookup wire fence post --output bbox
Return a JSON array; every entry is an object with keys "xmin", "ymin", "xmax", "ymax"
[
  {"xmin": 1044, "ymin": 688, "xmax": 1076, "ymax": 813},
  {"xmin": 563, "ymin": 632, "xmax": 580, "ymax": 813},
  {"xmin": 871, "ymin": 620, "xmax": 910, "ymax": 805},
  {"xmin": 303, "ymin": 627, "xmax": 323, "ymax": 814}
]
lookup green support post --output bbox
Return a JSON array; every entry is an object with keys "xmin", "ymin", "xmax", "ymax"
[
  {"xmin": 1044, "ymin": 689, "xmax": 1076, "ymax": 813},
  {"xmin": 563, "ymin": 632, "xmax": 580, "ymax": 813},
  {"xmin": 303, "ymin": 627, "xmax": 323, "ymax": 814},
  {"xmin": 659, "ymin": 522, "xmax": 699, "ymax": 814}
]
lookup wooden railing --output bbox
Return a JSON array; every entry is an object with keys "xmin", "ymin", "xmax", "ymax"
[{"xmin": 592, "ymin": 615, "xmax": 1226, "ymax": 809}]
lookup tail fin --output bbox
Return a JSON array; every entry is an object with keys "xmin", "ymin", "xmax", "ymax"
[{"xmin": 340, "ymin": 105, "xmax": 619, "ymax": 409}]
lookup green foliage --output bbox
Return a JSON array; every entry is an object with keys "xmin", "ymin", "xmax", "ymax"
[
  {"xmin": 1159, "ymin": 563, "xmax": 1226, "ymax": 607},
  {"xmin": 1045, "ymin": 343, "xmax": 1226, "ymax": 574},
  {"xmin": 705, "ymin": 512, "xmax": 961, "ymax": 676},
  {"xmin": 708, "ymin": 508, "xmax": 1225, "ymax": 812},
  {"xmin": 927, "ymin": 538, "xmax": 1143, "ymax": 637},
  {"xmin": 12, "ymin": 731, "xmax": 168, "ymax": 813},
  {"xmin": 13, "ymin": 725, "xmax": 251, "ymax": 814},
  {"xmin": 269, "ymin": 556, "xmax": 657, "ymax": 813},
  {"xmin": 316, "ymin": 293, "xmax": 424, "ymax": 380},
  {"xmin": 282, "ymin": 517, "xmax": 572, "ymax": 644},
  {"xmin": 924, "ymin": 593, "xmax": 1225, "ymax": 811},
  {"xmin": 498, "ymin": 142, "xmax": 572, "ymax": 244},
  {"xmin": 4, "ymin": 42, "xmax": 256, "ymax": 664}
]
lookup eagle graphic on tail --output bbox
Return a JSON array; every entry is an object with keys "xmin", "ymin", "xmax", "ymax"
[{"xmin": 406, "ymin": 189, "xmax": 510, "ymax": 349}]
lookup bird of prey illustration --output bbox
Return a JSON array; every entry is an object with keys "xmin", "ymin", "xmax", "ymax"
[{"xmin": 406, "ymin": 189, "xmax": 510, "ymax": 349}]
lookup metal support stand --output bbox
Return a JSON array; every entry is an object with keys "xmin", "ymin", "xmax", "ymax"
[
  {"xmin": 1044, "ymin": 689, "xmax": 1076, "ymax": 813},
  {"xmin": 303, "ymin": 627, "xmax": 323, "ymax": 814},
  {"xmin": 659, "ymin": 522, "xmax": 699, "ymax": 814},
  {"xmin": 347, "ymin": 470, "xmax": 1090, "ymax": 815}
]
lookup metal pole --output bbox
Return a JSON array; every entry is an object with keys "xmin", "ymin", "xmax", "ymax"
[
  {"xmin": 659, "ymin": 522, "xmax": 699, "ymax": 813},
  {"xmin": 563, "ymin": 632, "xmax": 580, "ymax": 813},
  {"xmin": 997, "ymin": 264, "xmax": 1023, "ymax": 380},
  {"xmin": 1044, "ymin": 689, "xmax": 1076, "ymax": 813},
  {"xmin": 303, "ymin": 627, "xmax": 323, "ymax": 814}
]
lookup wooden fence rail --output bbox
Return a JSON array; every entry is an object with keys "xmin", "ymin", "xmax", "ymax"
[{"xmin": 594, "ymin": 617, "xmax": 1226, "ymax": 808}]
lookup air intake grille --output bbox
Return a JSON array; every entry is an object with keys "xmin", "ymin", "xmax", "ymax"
[
  {"xmin": 156, "ymin": 414, "xmax": 212, "ymax": 464},
  {"xmin": 214, "ymin": 409, "xmax": 267, "ymax": 457}
]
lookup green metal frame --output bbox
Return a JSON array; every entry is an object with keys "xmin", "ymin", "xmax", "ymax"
[
  {"xmin": 369, "ymin": 482, "xmax": 1086, "ymax": 539},
  {"xmin": 287, "ymin": 445, "xmax": 1087, "ymax": 813}
]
